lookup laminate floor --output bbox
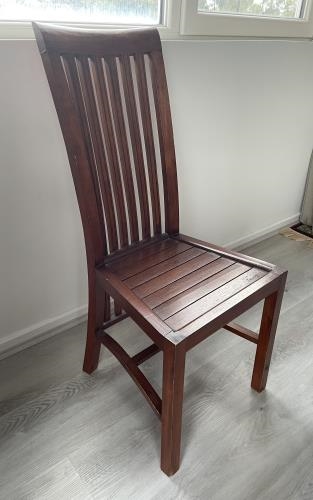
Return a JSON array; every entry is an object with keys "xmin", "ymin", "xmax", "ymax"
[{"xmin": 0, "ymin": 235, "xmax": 313, "ymax": 500}]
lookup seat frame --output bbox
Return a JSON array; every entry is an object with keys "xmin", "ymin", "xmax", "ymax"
[{"xmin": 33, "ymin": 23, "xmax": 287, "ymax": 476}]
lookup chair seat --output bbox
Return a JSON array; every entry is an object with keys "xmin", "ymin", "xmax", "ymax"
[{"xmin": 98, "ymin": 234, "xmax": 279, "ymax": 345}]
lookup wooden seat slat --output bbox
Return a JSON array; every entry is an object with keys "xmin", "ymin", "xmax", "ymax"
[
  {"xmin": 131, "ymin": 251, "xmax": 219, "ymax": 298},
  {"xmin": 153, "ymin": 262, "xmax": 251, "ymax": 320},
  {"xmin": 165, "ymin": 268, "xmax": 267, "ymax": 331},
  {"xmin": 124, "ymin": 246, "xmax": 206, "ymax": 289},
  {"xmin": 143, "ymin": 256, "xmax": 234, "ymax": 309}
]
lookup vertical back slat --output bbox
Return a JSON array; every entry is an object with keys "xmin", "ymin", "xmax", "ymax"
[
  {"xmin": 134, "ymin": 53, "xmax": 161, "ymax": 235},
  {"xmin": 78, "ymin": 57, "xmax": 125, "ymax": 251},
  {"xmin": 119, "ymin": 55, "xmax": 151, "ymax": 240},
  {"xmin": 86, "ymin": 57, "xmax": 129, "ymax": 249},
  {"xmin": 48, "ymin": 53, "xmax": 106, "ymax": 264},
  {"xmin": 149, "ymin": 51, "xmax": 179, "ymax": 235},
  {"xmin": 91, "ymin": 58, "xmax": 129, "ymax": 247},
  {"xmin": 66, "ymin": 56, "xmax": 119, "ymax": 253},
  {"xmin": 106, "ymin": 57, "xmax": 140, "ymax": 244}
]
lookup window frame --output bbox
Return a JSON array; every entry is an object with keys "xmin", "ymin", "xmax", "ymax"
[
  {"xmin": 181, "ymin": 0, "xmax": 313, "ymax": 38},
  {"xmin": 1, "ymin": 0, "xmax": 313, "ymax": 39}
]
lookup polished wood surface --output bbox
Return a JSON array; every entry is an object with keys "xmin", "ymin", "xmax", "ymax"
[{"xmin": 33, "ymin": 24, "xmax": 287, "ymax": 476}]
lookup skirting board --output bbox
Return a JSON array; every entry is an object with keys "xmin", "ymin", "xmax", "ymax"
[
  {"xmin": 0, "ymin": 212, "xmax": 300, "ymax": 360},
  {"xmin": 225, "ymin": 213, "xmax": 300, "ymax": 250},
  {"xmin": 0, "ymin": 306, "xmax": 87, "ymax": 361}
]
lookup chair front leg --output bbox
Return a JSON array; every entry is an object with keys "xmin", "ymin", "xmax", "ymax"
[
  {"xmin": 83, "ymin": 275, "xmax": 109, "ymax": 374},
  {"xmin": 251, "ymin": 274, "xmax": 287, "ymax": 392},
  {"xmin": 161, "ymin": 344, "xmax": 186, "ymax": 476}
]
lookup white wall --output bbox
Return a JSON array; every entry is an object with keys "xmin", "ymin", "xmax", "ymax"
[
  {"xmin": 0, "ymin": 39, "xmax": 312, "ymax": 353},
  {"xmin": 165, "ymin": 40, "xmax": 313, "ymax": 245}
]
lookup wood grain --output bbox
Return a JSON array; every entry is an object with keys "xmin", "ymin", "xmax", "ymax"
[
  {"xmin": 165, "ymin": 268, "xmax": 266, "ymax": 331},
  {"xmin": 132, "ymin": 251, "xmax": 220, "ymax": 299},
  {"xmin": 124, "ymin": 246, "xmax": 206, "ymax": 289},
  {"xmin": 153, "ymin": 262, "xmax": 251, "ymax": 320},
  {"xmin": 143, "ymin": 256, "xmax": 234, "ymax": 309}
]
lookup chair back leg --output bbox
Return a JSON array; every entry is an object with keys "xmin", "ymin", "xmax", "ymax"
[{"xmin": 83, "ymin": 279, "xmax": 109, "ymax": 374}]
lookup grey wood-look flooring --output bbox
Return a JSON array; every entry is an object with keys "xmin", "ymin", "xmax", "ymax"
[{"xmin": 1, "ymin": 234, "xmax": 313, "ymax": 500}]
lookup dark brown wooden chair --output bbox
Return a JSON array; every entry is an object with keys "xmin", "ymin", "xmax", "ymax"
[{"xmin": 33, "ymin": 23, "xmax": 287, "ymax": 476}]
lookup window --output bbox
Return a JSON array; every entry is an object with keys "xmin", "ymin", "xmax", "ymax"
[
  {"xmin": 0, "ymin": 0, "xmax": 162, "ymax": 25},
  {"xmin": 198, "ymin": 0, "xmax": 304, "ymax": 19},
  {"xmin": 181, "ymin": 0, "xmax": 313, "ymax": 37},
  {"xmin": 1, "ymin": 0, "xmax": 313, "ymax": 38}
]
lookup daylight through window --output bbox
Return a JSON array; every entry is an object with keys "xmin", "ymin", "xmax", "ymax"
[
  {"xmin": 0, "ymin": 0, "xmax": 162, "ymax": 25},
  {"xmin": 198, "ymin": 0, "xmax": 304, "ymax": 18}
]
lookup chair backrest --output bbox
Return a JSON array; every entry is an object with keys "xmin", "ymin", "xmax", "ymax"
[{"xmin": 33, "ymin": 23, "xmax": 179, "ymax": 264}]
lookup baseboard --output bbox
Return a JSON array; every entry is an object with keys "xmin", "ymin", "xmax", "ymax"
[
  {"xmin": 0, "ymin": 213, "xmax": 300, "ymax": 360},
  {"xmin": 0, "ymin": 305, "xmax": 87, "ymax": 360},
  {"xmin": 225, "ymin": 213, "xmax": 300, "ymax": 250}
]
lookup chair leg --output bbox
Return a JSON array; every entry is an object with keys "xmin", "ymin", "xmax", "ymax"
[
  {"xmin": 83, "ymin": 278, "xmax": 109, "ymax": 374},
  {"xmin": 161, "ymin": 345, "xmax": 186, "ymax": 476},
  {"xmin": 251, "ymin": 275, "xmax": 287, "ymax": 392}
]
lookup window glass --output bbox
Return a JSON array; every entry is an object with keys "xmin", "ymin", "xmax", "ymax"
[
  {"xmin": 0, "ymin": 0, "xmax": 162, "ymax": 25},
  {"xmin": 198, "ymin": 0, "xmax": 304, "ymax": 18}
]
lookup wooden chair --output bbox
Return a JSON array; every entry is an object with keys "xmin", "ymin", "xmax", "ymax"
[{"xmin": 33, "ymin": 23, "xmax": 287, "ymax": 476}]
